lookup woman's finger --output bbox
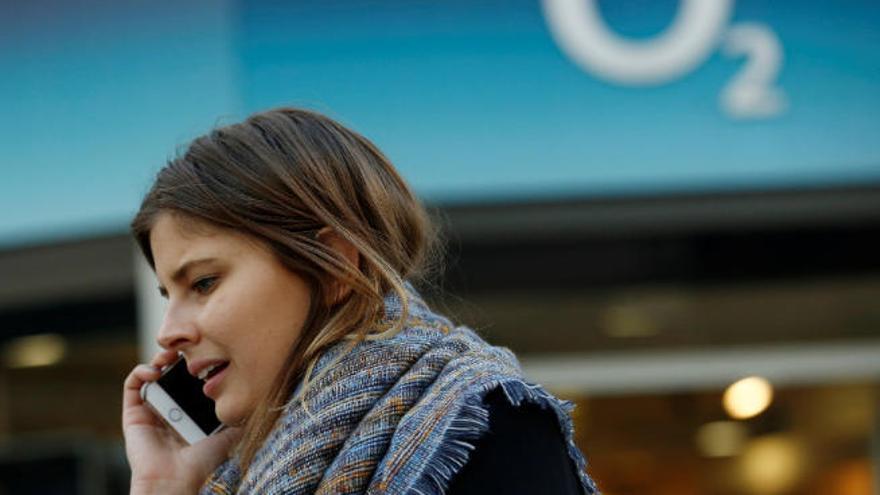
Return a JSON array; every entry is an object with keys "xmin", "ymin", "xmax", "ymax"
[
  {"xmin": 150, "ymin": 349, "xmax": 180, "ymax": 369},
  {"xmin": 122, "ymin": 364, "xmax": 163, "ymax": 427},
  {"xmin": 123, "ymin": 364, "xmax": 161, "ymax": 398}
]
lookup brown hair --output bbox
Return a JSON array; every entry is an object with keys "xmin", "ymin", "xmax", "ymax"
[{"xmin": 130, "ymin": 107, "xmax": 441, "ymax": 471}]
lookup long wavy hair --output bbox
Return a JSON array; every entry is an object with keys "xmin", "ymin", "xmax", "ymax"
[{"xmin": 130, "ymin": 107, "xmax": 441, "ymax": 471}]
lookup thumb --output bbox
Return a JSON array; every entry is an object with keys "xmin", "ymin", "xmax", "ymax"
[
  {"xmin": 206, "ymin": 426, "xmax": 244, "ymax": 456},
  {"xmin": 191, "ymin": 426, "xmax": 244, "ymax": 469},
  {"xmin": 185, "ymin": 427, "xmax": 244, "ymax": 491}
]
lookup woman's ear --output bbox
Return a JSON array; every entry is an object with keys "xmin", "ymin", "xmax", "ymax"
[{"xmin": 316, "ymin": 227, "xmax": 360, "ymax": 305}]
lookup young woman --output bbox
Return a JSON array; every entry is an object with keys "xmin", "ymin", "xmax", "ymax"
[{"xmin": 122, "ymin": 108, "xmax": 599, "ymax": 494}]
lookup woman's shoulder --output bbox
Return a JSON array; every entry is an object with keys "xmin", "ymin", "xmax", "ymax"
[{"xmin": 445, "ymin": 387, "xmax": 589, "ymax": 495}]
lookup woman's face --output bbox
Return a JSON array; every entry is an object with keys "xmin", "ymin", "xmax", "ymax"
[{"xmin": 150, "ymin": 212, "xmax": 311, "ymax": 425}]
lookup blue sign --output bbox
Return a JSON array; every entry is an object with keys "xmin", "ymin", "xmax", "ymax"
[
  {"xmin": 1, "ymin": 0, "xmax": 878, "ymax": 247},
  {"xmin": 239, "ymin": 0, "xmax": 880, "ymax": 202},
  {"xmin": 0, "ymin": 0, "xmax": 239, "ymax": 247}
]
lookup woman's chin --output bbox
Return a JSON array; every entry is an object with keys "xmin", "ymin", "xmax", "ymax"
[{"xmin": 215, "ymin": 399, "xmax": 244, "ymax": 426}]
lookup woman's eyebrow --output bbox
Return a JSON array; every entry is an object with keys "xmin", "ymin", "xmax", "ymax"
[{"xmin": 157, "ymin": 257, "xmax": 218, "ymax": 296}]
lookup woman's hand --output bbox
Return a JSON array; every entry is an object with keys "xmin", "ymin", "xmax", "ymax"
[{"xmin": 122, "ymin": 349, "xmax": 242, "ymax": 495}]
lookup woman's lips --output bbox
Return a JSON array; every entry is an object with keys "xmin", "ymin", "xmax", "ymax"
[{"xmin": 203, "ymin": 363, "xmax": 229, "ymax": 398}]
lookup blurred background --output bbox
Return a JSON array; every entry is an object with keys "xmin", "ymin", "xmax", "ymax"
[{"xmin": 1, "ymin": 0, "xmax": 879, "ymax": 493}]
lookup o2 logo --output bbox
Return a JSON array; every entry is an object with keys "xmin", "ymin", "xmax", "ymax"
[{"xmin": 541, "ymin": 0, "xmax": 786, "ymax": 119}]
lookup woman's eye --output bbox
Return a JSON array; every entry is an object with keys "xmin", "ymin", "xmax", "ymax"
[{"xmin": 191, "ymin": 276, "xmax": 218, "ymax": 294}]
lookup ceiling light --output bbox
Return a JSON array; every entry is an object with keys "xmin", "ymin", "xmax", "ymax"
[
  {"xmin": 2, "ymin": 334, "xmax": 67, "ymax": 368},
  {"xmin": 723, "ymin": 375, "xmax": 774, "ymax": 419}
]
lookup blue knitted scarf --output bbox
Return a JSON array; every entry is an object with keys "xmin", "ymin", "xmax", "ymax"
[{"xmin": 200, "ymin": 285, "xmax": 599, "ymax": 494}]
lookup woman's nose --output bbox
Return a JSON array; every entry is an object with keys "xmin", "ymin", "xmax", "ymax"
[{"xmin": 156, "ymin": 307, "xmax": 200, "ymax": 351}]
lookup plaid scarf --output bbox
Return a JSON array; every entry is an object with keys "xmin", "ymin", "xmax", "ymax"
[{"xmin": 200, "ymin": 284, "xmax": 598, "ymax": 494}]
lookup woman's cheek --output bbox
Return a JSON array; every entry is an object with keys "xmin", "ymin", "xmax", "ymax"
[{"xmin": 204, "ymin": 293, "xmax": 235, "ymax": 334}]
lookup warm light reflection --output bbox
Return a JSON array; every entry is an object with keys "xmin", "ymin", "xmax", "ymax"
[
  {"xmin": 739, "ymin": 434, "xmax": 806, "ymax": 495},
  {"xmin": 723, "ymin": 376, "xmax": 773, "ymax": 419},
  {"xmin": 1, "ymin": 334, "xmax": 67, "ymax": 368},
  {"xmin": 695, "ymin": 420, "xmax": 747, "ymax": 457},
  {"xmin": 816, "ymin": 458, "xmax": 871, "ymax": 495}
]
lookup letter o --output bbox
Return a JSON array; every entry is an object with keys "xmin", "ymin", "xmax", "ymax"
[{"xmin": 542, "ymin": 0, "xmax": 733, "ymax": 85}]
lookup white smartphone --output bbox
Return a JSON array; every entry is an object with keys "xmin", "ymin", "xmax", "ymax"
[{"xmin": 140, "ymin": 357, "xmax": 225, "ymax": 444}]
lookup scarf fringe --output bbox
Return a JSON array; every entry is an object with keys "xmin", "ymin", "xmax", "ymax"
[{"xmin": 407, "ymin": 379, "xmax": 600, "ymax": 495}]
